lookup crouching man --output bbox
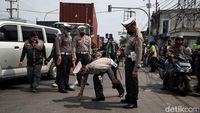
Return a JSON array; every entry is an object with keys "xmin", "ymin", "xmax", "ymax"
[{"xmin": 76, "ymin": 55, "xmax": 124, "ymax": 101}]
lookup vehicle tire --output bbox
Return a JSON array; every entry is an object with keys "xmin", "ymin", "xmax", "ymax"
[{"xmin": 48, "ymin": 62, "xmax": 57, "ymax": 80}]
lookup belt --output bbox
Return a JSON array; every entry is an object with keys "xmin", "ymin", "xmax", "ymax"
[
  {"xmin": 61, "ymin": 52, "xmax": 71, "ymax": 55},
  {"xmin": 77, "ymin": 52, "xmax": 89, "ymax": 54}
]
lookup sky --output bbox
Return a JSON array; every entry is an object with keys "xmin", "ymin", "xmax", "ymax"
[{"xmin": 0, "ymin": 0, "xmax": 177, "ymax": 41}]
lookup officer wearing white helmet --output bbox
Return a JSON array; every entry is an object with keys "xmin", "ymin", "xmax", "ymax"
[
  {"xmin": 55, "ymin": 23, "xmax": 75, "ymax": 93},
  {"xmin": 121, "ymin": 17, "xmax": 144, "ymax": 109},
  {"xmin": 73, "ymin": 25, "xmax": 92, "ymax": 86}
]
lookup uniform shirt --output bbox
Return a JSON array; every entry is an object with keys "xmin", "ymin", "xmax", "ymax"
[
  {"xmin": 125, "ymin": 28, "xmax": 144, "ymax": 71},
  {"xmin": 86, "ymin": 57, "xmax": 117, "ymax": 75},
  {"xmin": 79, "ymin": 57, "xmax": 117, "ymax": 94},
  {"xmin": 55, "ymin": 33, "xmax": 73, "ymax": 55},
  {"xmin": 73, "ymin": 35, "xmax": 91, "ymax": 54}
]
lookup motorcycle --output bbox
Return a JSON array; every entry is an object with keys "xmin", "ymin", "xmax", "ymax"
[{"xmin": 157, "ymin": 54, "xmax": 192, "ymax": 96}]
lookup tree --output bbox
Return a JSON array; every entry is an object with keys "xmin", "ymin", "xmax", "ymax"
[{"xmin": 119, "ymin": 36, "xmax": 128, "ymax": 45}]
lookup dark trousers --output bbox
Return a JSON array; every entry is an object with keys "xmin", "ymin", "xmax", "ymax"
[
  {"xmin": 195, "ymin": 66, "xmax": 200, "ymax": 89},
  {"xmin": 124, "ymin": 58, "xmax": 138, "ymax": 104},
  {"xmin": 76, "ymin": 53, "xmax": 90, "ymax": 84},
  {"xmin": 56, "ymin": 54, "xmax": 72, "ymax": 90},
  {"xmin": 150, "ymin": 57, "xmax": 157, "ymax": 72},
  {"xmin": 108, "ymin": 53, "xmax": 118, "ymax": 79},
  {"xmin": 93, "ymin": 71, "xmax": 124, "ymax": 98},
  {"xmin": 27, "ymin": 65, "xmax": 42, "ymax": 89}
]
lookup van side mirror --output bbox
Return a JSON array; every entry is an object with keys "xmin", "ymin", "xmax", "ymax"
[{"xmin": 0, "ymin": 32, "xmax": 5, "ymax": 40}]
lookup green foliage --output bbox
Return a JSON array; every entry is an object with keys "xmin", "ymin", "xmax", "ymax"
[{"xmin": 119, "ymin": 36, "xmax": 128, "ymax": 45}]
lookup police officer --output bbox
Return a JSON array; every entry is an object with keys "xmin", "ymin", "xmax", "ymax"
[
  {"xmin": 55, "ymin": 24, "xmax": 75, "ymax": 93},
  {"xmin": 121, "ymin": 17, "xmax": 144, "ymax": 108},
  {"xmin": 91, "ymin": 51, "xmax": 124, "ymax": 101},
  {"xmin": 19, "ymin": 32, "xmax": 48, "ymax": 93},
  {"xmin": 76, "ymin": 56, "xmax": 124, "ymax": 101},
  {"xmin": 73, "ymin": 26, "xmax": 91, "ymax": 86}
]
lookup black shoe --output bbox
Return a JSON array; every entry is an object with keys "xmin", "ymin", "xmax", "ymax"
[
  {"xmin": 58, "ymin": 89, "xmax": 68, "ymax": 93},
  {"xmin": 120, "ymin": 99, "xmax": 128, "ymax": 103},
  {"xmin": 123, "ymin": 104, "xmax": 138, "ymax": 109},
  {"xmin": 92, "ymin": 97, "xmax": 105, "ymax": 101},
  {"xmin": 161, "ymin": 87, "xmax": 167, "ymax": 90},
  {"xmin": 65, "ymin": 87, "xmax": 75, "ymax": 91},
  {"xmin": 31, "ymin": 88, "xmax": 37, "ymax": 93}
]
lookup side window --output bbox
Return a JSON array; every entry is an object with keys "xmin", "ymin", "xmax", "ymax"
[
  {"xmin": 0, "ymin": 25, "xmax": 18, "ymax": 42},
  {"xmin": 163, "ymin": 20, "xmax": 169, "ymax": 34},
  {"xmin": 45, "ymin": 28, "xmax": 58, "ymax": 43},
  {"xmin": 21, "ymin": 26, "xmax": 44, "ymax": 42}
]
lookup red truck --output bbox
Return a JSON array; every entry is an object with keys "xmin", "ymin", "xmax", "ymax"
[{"xmin": 59, "ymin": 2, "xmax": 100, "ymax": 47}]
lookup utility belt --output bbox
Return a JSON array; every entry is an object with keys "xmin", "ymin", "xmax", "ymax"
[
  {"xmin": 126, "ymin": 51, "xmax": 136, "ymax": 61},
  {"xmin": 61, "ymin": 52, "xmax": 72, "ymax": 55},
  {"xmin": 76, "ymin": 52, "xmax": 89, "ymax": 54}
]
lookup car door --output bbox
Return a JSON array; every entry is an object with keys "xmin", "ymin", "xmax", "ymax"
[{"xmin": 0, "ymin": 24, "xmax": 24, "ymax": 77}]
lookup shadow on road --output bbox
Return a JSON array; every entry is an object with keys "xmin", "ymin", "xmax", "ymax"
[
  {"xmin": 53, "ymin": 96, "xmax": 126, "ymax": 110},
  {"xmin": 140, "ymin": 83, "xmax": 200, "ymax": 97},
  {"xmin": 0, "ymin": 76, "xmax": 52, "ymax": 90}
]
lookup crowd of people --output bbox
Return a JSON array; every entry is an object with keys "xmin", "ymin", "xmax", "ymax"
[
  {"xmin": 18, "ymin": 17, "xmax": 143, "ymax": 109},
  {"xmin": 18, "ymin": 15, "xmax": 200, "ymax": 109},
  {"xmin": 144, "ymin": 35, "xmax": 200, "ymax": 93}
]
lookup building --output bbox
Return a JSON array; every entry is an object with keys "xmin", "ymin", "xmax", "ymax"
[{"xmin": 151, "ymin": 8, "xmax": 200, "ymax": 47}]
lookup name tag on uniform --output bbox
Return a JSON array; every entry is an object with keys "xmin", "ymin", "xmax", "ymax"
[
  {"xmin": 130, "ymin": 51, "xmax": 136, "ymax": 61},
  {"xmin": 111, "ymin": 61, "xmax": 118, "ymax": 68}
]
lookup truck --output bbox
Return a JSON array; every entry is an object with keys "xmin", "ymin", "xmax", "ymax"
[{"xmin": 59, "ymin": 2, "xmax": 99, "ymax": 47}]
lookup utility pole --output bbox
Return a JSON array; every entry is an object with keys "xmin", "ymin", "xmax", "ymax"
[
  {"xmin": 17, "ymin": 0, "xmax": 19, "ymax": 19},
  {"xmin": 146, "ymin": 0, "xmax": 151, "ymax": 38},
  {"xmin": 155, "ymin": 0, "xmax": 159, "ymax": 41},
  {"xmin": 6, "ymin": 0, "xmax": 18, "ymax": 19}
]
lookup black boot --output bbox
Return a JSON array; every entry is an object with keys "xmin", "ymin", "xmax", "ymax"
[{"xmin": 123, "ymin": 101, "xmax": 138, "ymax": 109}]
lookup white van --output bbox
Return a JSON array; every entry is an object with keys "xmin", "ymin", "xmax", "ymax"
[{"xmin": 0, "ymin": 21, "xmax": 61, "ymax": 80}]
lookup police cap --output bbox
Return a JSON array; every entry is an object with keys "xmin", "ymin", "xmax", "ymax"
[{"xmin": 121, "ymin": 17, "xmax": 135, "ymax": 28}]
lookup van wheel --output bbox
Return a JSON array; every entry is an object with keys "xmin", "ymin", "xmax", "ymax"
[{"xmin": 48, "ymin": 62, "xmax": 57, "ymax": 80}]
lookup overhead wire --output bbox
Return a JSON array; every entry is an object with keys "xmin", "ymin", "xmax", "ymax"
[{"xmin": 160, "ymin": 0, "xmax": 177, "ymax": 10}]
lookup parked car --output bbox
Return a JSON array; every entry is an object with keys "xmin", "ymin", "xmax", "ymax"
[{"xmin": 0, "ymin": 21, "xmax": 61, "ymax": 80}]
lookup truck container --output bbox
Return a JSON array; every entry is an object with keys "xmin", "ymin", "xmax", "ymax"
[{"xmin": 59, "ymin": 2, "xmax": 99, "ymax": 47}]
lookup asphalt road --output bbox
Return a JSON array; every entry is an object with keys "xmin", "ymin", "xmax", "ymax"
[{"xmin": 0, "ymin": 66, "xmax": 200, "ymax": 113}]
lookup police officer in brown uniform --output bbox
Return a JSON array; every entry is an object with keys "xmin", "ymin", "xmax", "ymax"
[
  {"xmin": 55, "ymin": 24, "xmax": 75, "ymax": 93},
  {"xmin": 121, "ymin": 17, "xmax": 144, "ymax": 108},
  {"xmin": 19, "ymin": 32, "xmax": 47, "ymax": 93},
  {"xmin": 76, "ymin": 56, "xmax": 123, "ymax": 101},
  {"xmin": 73, "ymin": 26, "xmax": 91, "ymax": 86}
]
